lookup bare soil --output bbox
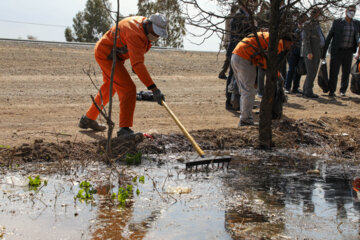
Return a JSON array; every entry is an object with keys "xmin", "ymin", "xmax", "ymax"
[{"xmin": 0, "ymin": 40, "xmax": 360, "ymax": 164}]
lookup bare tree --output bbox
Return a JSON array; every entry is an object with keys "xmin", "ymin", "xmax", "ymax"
[
  {"xmin": 84, "ymin": 0, "xmax": 121, "ymax": 158},
  {"xmin": 181, "ymin": 0, "xmax": 359, "ymax": 149}
]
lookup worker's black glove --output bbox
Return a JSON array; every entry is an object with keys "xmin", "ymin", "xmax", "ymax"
[{"xmin": 153, "ymin": 89, "xmax": 165, "ymax": 105}]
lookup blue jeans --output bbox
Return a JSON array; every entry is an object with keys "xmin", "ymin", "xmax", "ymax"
[{"xmin": 285, "ymin": 46, "xmax": 301, "ymax": 91}]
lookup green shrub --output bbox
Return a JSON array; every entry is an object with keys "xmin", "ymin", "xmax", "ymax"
[
  {"xmin": 75, "ymin": 181, "xmax": 97, "ymax": 202},
  {"xmin": 124, "ymin": 152, "xmax": 142, "ymax": 165}
]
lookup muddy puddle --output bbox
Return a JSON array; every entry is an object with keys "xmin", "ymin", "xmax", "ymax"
[{"xmin": 0, "ymin": 147, "xmax": 359, "ymax": 239}]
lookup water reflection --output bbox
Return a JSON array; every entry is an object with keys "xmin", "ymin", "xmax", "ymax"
[
  {"xmin": 89, "ymin": 161, "xmax": 233, "ymax": 240},
  {"xmin": 1, "ymin": 152, "xmax": 359, "ymax": 239},
  {"xmin": 91, "ymin": 184, "xmax": 131, "ymax": 239},
  {"xmin": 90, "ymin": 183, "xmax": 158, "ymax": 240},
  {"xmin": 224, "ymin": 153, "xmax": 360, "ymax": 239}
]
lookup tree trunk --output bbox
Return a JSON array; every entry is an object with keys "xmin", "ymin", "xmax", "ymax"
[
  {"xmin": 258, "ymin": 0, "xmax": 282, "ymax": 149},
  {"xmin": 106, "ymin": 0, "xmax": 120, "ymax": 157},
  {"xmin": 259, "ymin": 72, "xmax": 276, "ymax": 149}
]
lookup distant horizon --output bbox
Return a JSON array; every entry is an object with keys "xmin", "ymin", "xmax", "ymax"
[
  {"xmin": 2, "ymin": 0, "xmax": 355, "ymax": 53},
  {"xmin": 0, "ymin": 0, "xmax": 222, "ymax": 52},
  {"xmin": 0, "ymin": 37, "xmax": 222, "ymax": 53}
]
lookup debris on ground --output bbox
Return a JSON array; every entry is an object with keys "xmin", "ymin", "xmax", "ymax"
[{"xmin": 1, "ymin": 117, "xmax": 360, "ymax": 166}]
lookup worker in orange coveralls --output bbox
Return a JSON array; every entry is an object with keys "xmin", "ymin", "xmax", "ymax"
[
  {"xmin": 232, "ymin": 31, "xmax": 293, "ymax": 126},
  {"xmin": 79, "ymin": 13, "xmax": 167, "ymax": 137}
]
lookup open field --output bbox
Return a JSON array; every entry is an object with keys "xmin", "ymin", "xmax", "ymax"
[{"xmin": 0, "ymin": 40, "xmax": 359, "ymax": 147}]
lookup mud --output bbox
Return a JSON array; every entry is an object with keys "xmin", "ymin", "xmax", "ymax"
[{"xmin": 2, "ymin": 116, "xmax": 359, "ymax": 168}]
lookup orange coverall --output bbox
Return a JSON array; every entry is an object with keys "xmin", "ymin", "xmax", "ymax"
[{"xmin": 86, "ymin": 16, "xmax": 155, "ymax": 127}]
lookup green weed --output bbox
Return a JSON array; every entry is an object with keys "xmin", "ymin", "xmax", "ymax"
[
  {"xmin": 112, "ymin": 177, "xmax": 144, "ymax": 208},
  {"xmin": 139, "ymin": 176, "xmax": 145, "ymax": 184},
  {"xmin": 75, "ymin": 180, "xmax": 97, "ymax": 202},
  {"xmin": 117, "ymin": 186, "xmax": 130, "ymax": 207},
  {"xmin": 132, "ymin": 176, "xmax": 138, "ymax": 183},
  {"xmin": 124, "ymin": 152, "xmax": 142, "ymax": 165},
  {"xmin": 28, "ymin": 176, "xmax": 42, "ymax": 190}
]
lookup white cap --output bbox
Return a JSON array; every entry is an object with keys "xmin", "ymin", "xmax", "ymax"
[{"xmin": 149, "ymin": 13, "xmax": 168, "ymax": 38}]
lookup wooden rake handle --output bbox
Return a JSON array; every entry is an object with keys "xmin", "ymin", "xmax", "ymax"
[{"xmin": 161, "ymin": 100, "xmax": 205, "ymax": 157}]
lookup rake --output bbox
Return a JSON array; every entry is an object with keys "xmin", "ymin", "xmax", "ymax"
[{"xmin": 161, "ymin": 100, "xmax": 231, "ymax": 170}]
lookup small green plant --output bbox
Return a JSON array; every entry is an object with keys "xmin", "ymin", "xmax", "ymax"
[
  {"xmin": 79, "ymin": 181, "xmax": 91, "ymax": 189},
  {"xmin": 132, "ymin": 176, "xmax": 138, "ymax": 183},
  {"xmin": 75, "ymin": 181, "xmax": 97, "ymax": 202},
  {"xmin": 124, "ymin": 152, "xmax": 142, "ymax": 165},
  {"xmin": 110, "ymin": 175, "xmax": 145, "ymax": 208},
  {"xmin": 28, "ymin": 176, "xmax": 42, "ymax": 190},
  {"xmin": 113, "ymin": 185, "xmax": 137, "ymax": 207},
  {"xmin": 115, "ymin": 185, "xmax": 134, "ymax": 207},
  {"xmin": 139, "ymin": 176, "xmax": 145, "ymax": 184},
  {"xmin": 0, "ymin": 144, "xmax": 11, "ymax": 149},
  {"xmin": 126, "ymin": 184, "xmax": 133, "ymax": 192},
  {"xmin": 117, "ymin": 186, "xmax": 130, "ymax": 207}
]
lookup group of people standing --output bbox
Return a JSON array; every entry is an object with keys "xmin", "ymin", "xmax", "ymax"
[
  {"xmin": 221, "ymin": 1, "xmax": 292, "ymax": 126},
  {"xmin": 220, "ymin": 4, "xmax": 360, "ymax": 126},
  {"xmin": 285, "ymin": 5, "xmax": 360, "ymax": 98}
]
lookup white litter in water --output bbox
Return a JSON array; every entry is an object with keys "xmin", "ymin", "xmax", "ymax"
[{"xmin": 166, "ymin": 186, "xmax": 192, "ymax": 194}]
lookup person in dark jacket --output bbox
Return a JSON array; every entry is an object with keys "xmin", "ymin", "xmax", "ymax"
[
  {"xmin": 225, "ymin": 5, "xmax": 254, "ymax": 110},
  {"xmin": 285, "ymin": 14, "xmax": 304, "ymax": 94},
  {"xmin": 302, "ymin": 8, "xmax": 325, "ymax": 98},
  {"xmin": 285, "ymin": 25, "xmax": 303, "ymax": 94},
  {"xmin": 218, "ymin": 8, "xmax": 235, "ymax": 80},
  {"xmin": 322, "ymin": 5, "xmax": 360, "ymax": 97}
]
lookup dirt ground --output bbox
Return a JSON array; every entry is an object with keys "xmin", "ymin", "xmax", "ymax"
[{"xmin": 0, "ymin": 40, "xmax": 359, "ymax": 154}]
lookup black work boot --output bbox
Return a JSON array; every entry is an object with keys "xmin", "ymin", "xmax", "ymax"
[
  {"xmin": 238, "ymin": 120, "xmax": 254, "ymax": 127},
  {"xmin": 78, "ymin": 115, "xmax": 106, "ymax": 131},
  {"xmin": 117, "ymin": 127, "xmax": 135, "ymax": 137}
]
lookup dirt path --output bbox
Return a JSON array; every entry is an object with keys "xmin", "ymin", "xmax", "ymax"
[{"xmin": 0, "ymin": 40, "xmax": 359, "ymax": 147}]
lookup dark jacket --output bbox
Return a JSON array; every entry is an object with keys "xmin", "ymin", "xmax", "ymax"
[
  {"xmin": 323, "ymin": 18, "xmax": 360, "ymax": 58},
  {"xmin": 226, "ymin": 9, "xmax": 253, "ymax": 58},
  {"xmin": 302, "ymin": 21, "xmax": 325, "ymax": 57}
]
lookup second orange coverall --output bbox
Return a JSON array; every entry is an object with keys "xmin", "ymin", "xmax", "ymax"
[
  {"xmin": 86, "ymin": 16, "xmax": 155, "ymax": 127},
  {"xmin": 233, "ymin": 32, "xmax": 285, "ymax": 70}
]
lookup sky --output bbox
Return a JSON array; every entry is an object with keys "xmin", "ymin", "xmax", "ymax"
[{"xmin": 0, "ymin": 0, "xmax": 221, "ymax": 52}]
